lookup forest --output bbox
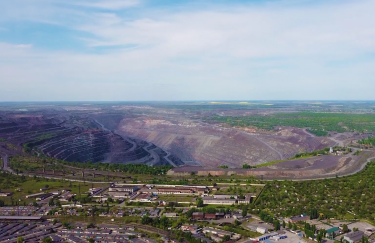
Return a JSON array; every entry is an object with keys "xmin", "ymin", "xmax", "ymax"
[
  {"xmin": 208, "ymin": 112, "xmax": 375, "ymax": 136},
  {"xmin": 251, "ymin": 160, "xmax": 375, "ymax": 223}
]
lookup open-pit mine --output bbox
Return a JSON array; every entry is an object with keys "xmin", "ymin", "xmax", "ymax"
[{"xmin": 1, "ymin": 101, "xmax": 374, "ymax": 180}]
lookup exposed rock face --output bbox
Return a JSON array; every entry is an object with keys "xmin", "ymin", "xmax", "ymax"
[
  {"xmin": 0, "ymin": 112, "xmax": 183, "ymax": 166},
  {"xmin": 116, "ymin": 116, "xmax": 334, "ymax": 168},
  {"xmin": 167, "ymin": 153, "xmax": 368, "ymax": 180}
]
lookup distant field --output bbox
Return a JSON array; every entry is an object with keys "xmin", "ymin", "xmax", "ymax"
[{"xmin": 209, "ymin": 112, "xmax": 375, "ymax": 136}]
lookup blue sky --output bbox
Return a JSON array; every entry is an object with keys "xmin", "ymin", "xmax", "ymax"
[{"xmin": 0, "ymin": 0, "xmax": 374, "ymax": 101}]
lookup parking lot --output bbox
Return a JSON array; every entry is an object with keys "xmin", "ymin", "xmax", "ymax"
[{"xmin": 280, "ymin": 231, "xmax": 308, "ymax": 243}]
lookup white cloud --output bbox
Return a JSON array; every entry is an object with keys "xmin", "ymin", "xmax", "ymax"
[
  {"xmin": 0, "ymin": 0, "xmax": 375, "ymax": 101},
  {"xmin": 72, "ymin": 0, "xmax": 141, "ymax": 10}
]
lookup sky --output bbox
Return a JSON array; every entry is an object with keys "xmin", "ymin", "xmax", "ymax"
[{"xmin": 0, "ymin": 0, "xmax": 374, "ymax": 101}]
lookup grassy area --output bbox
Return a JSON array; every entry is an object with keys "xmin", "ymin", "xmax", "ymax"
[
  {"xmin": 255, "ymin": 159, "xmax": 290, "ymax": 168},
  {"xmin": 157, "ymin": 195, "xmax": 196, "ymax": 203},
  {"xmin": 0, "ymin": 172, "xmax": 105, "ymax": 205},
  {"xmin": 208, "ymin": 112, "xmax": 375, "ymax": 136}
]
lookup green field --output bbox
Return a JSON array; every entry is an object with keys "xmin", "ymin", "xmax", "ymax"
[
  {"xmin": 208, "ymin": 112, "xmax": 375, "ymax": 136},
  {"xmin": 0, "ymin": 172, "xmax": 104, "ymax": 205},
  {"xmin": 157, "ymin": 194, "xmax": 196, "ymax": 203}
]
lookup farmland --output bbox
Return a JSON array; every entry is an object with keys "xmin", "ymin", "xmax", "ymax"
[{"xmin": 208, "ymin": 112, "xmax": 375, "ymax": 136}]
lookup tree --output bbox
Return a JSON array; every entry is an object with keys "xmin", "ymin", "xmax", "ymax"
[
  {"xmin": 48, "ymin": 198, "xmax": 55, "ymax": 206},
  {"xmin": 282, "ymin": 220, "xmax": 286, "ymax": 228},
  {"xmin": 160, "ymin": 216, "xmax": 170, "ymax": 230},
  {"xmin": 242, "ymin": 208, "xmax": 248, "ymax": 217},
  {"xmin": 88, "ymin": 239, "xmax": 95, "ymax": 243},
  {"xmin": 234, "ymin": 220, "xmax": 241, "ymax": 226},
  {"xmin": 196, "ymin": 198, "xmax": 204, "ymax": 207},
  {"xmin": 87, "ymin": 223, "xmax": 95, "ymax": 229},
  {"xmin": 141, "ymin": 215, "xmax": 152, "ymax": 225},
  {"xmin": 292, "ymin": 223, "xmax": 297, "ymax": 231},
  {"xmin": 342, "ymin": 224, "xmax": 349, "ymax": 233},
  {"xmin": 17, "ymin": 237, "xmax": 24, "ymax": 243},
  {"xmin": 222, "ymin": 235, "xmax": 231, "ymax": 242},
  {"xmin": 42, "ymin": 237, "xmax": 52, "ymax": 243},
  {"xmin": 55, "ymin": 200, "xmax": 61, "ymax": 207},
  {"xmin": 274, "ymin": 220, "xmax": 281, "ymax": 231},
  {"xmin": 317, "ymin": 234, "xmax": 322, "ymax": 243}
]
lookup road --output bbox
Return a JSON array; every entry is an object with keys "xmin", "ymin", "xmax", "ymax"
[{"xmin": 0, "ymin": 154, "xmax": 14, "ymax": 173}]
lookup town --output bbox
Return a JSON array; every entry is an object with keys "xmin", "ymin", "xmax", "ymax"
[{"xmin": 1, "ymin": 179, "xmax": 374, "ymax": 243}]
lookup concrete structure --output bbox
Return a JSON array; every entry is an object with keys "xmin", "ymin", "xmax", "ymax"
[
  {"xmin": 59, "ymin": 192, "xmax": 75, "ymax": 202},
  {"xmin": 109, "ymin": 185, "xmax": 139, "ymax": 193},
  {"xmin": 326, "ymin": 227, "xmax": 340, "ymax": 238},
  {"xmin": 181, "ymin": 225, "xmax": 201, "ymax": 234},
  {"xmin": 156, "ymin": 187, "xmax": 195, "ymax": 195},
  {"xmin": 25, "ymin": 192, "xmax": 45, "ymax": 199},
  {"xmin": 203, "ymin": 195, "xmax": 251, "ymax": 205},
  {"xmin": 0, "ymin": 216, "xmax": 43, "ymax": 221},
  {"xmin": 36, "ymin": 193, "xmax": 53, "ymax": 201},
  {"xmin": 344, "ymin": 231, "xmax": 364, "ymax": 243},
  {"xmin": 203, "ymin": 197, "xmax": 237, "ymax": 205},
  {"xmin": 203, "ymin": 227, "xmax": 232, "ymax": 237},
  {"xmin": 129, "ymin": 193, "xmax": 155, "ymax": 203},
  {"xmin": 257, "ymin": 226, "xmax": 268, "ymax": 234},
  {"xmin": 108, "ymin": 191, "xmax": 133, "ymax": 199},
  {"xmin": 164, "ymin": 213, "xmax": 179, "ymax": 218},
  {"xmin": 255, "ymin": 232, "xmax": 279, "ymax": 242}
]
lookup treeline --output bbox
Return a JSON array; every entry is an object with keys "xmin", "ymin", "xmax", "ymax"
[
  {"xmin": 294, "ymin": 148, "xmax": 330, "ymax": 158},
  {"xmin": 304, "ymin": 222, "xmax": 327, "ymax": 243},
  {"xmin": 358, "ymin": 137, "xmax": 375, "ymax": 146},
  {"xmin": 259, "ymin": 211, "xmax": 281, "ymax": 230},
  {"xmin": 141, "ymin": 215, "xmax": 171, "ymax": 230},
  {"xmin": 60, "ymin": 161, "xmax": 172, "ymax": 175}
]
